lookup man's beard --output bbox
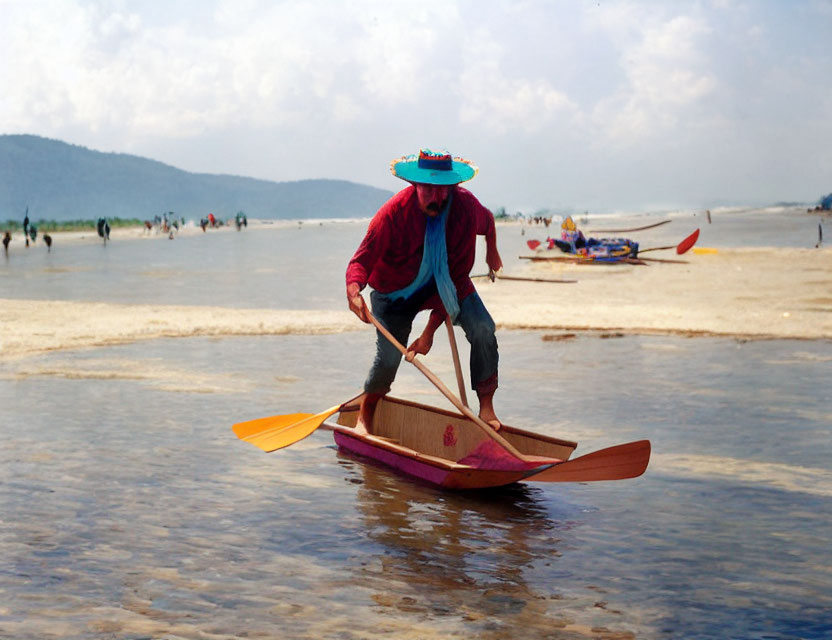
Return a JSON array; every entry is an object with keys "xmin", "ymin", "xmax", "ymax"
[{"xmin": 426, "ymin": 198, "xmax": 448, "ymax": 215}]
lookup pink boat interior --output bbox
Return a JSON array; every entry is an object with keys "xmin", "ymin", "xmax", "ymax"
[{"xmin": 330, "ymin": 396, "xmax": 577, "ymax": 483}]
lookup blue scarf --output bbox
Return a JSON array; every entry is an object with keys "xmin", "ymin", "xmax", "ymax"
[{"xmin": 388, "ymin": 194, "xmax": 459, "ymax": 321}]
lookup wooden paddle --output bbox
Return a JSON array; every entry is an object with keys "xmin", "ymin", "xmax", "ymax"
[
  {"xmin": 445, "ymin": 316, "xmax": 468, "ymax": 408},
  {"xmin": 232, "ymin": 393, "xmax": 363, "ymax": 452},
  {"xmin": 472, "ymin": 273, "xmax": 578, "ymax": 283},
  {"xmin": 637, "ymin": 256, "xmax": 689, "ymax": 264},
  {"xmin": 587, "ymin": 219, "xmax": 671, "ymax": 234},
  {"xmin": 638, "ymin": 228, "xmax": 700, "ymax": 255},
  {"xmin": 527, "ymin": 440, "xmax": 651, "ymax": 482}
]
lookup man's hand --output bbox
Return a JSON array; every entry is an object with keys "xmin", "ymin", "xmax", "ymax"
[
  {"xmin": 406, "ymin": 332, "xmax": 434, "ymax": 361},
  {"xmin": 486, "ymin": 248, "xmax": 503, "ymax": 274},
  {"xmin": 347, "ymin": 282, "xmax": 370, "ymax": 323}
]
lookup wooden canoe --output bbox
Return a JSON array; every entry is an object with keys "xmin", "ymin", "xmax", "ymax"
[{"xmin": 322, "ymin": 396, "xmax": 650, "ymax": 490}]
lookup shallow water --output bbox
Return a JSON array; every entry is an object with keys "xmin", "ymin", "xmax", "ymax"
[
  {"xmin": 2, "ymin": 209, "xmax": 831, "ymax": 638},
  {"xmin": 0, "ymin": 222, "xmax": 368, "ymax": 309},
  {"xmin": 2, "ymin": 331, "xmax": 831, "ymax": 639},
  {"xmin": 2, "ymin": 207, "xmax": 824, "ymax": 309}
]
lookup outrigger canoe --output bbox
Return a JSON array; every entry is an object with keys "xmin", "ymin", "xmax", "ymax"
[{"xmin": 523, "ymin": 228, "xmax": 700, "ymax": 265}]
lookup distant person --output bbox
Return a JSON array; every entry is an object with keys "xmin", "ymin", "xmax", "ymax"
[
  {"xmin": 2, "ymin": 231, "xmax": 10, "ymax": 254},
  {"xmin": 23, "ymin": 210, "xmax": 29, "ymax": 237},
  {"xmin": 43, "ymin": 234, "xmax": 52, "ymax": 252},
  {"xmin": 29, "ymin": 225, "xmax": 37, "ymax": 244},
  {"xmin": 346, "ymin": 148, "xmax": 503, "ymax": 434},
  {"xmin": 97, "ymin": 217, "xmax": 110, "ymax": 244},
  {"xmin": 550, "ymin": 216, "xmax": 586, "ymax": 252}
]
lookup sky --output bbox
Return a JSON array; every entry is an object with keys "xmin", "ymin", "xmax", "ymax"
[{"xmin": 2, "ymin": 0, "xmax": 832, "ymax": 213}]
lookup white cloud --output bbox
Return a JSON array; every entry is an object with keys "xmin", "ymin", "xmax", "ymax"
[
  {"xmin": 458, "ymin": 28, "xmax": 576, "ymax": 134},
  {"xmin": 1, "ymin": 0, "xmax": 831, "ymax": 208},
  {"xmin": 589, "ymin": 12, "xmax": 716, "ymax": 147}
]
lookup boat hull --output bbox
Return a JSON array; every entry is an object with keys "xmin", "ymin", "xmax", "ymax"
[
  {"xmin": 332, "ymin": 429, "xmax": 556, "ymax": 489},
  {"xmin": 326, "ymin": 396, "xmax": 577, "ymax": 490}
]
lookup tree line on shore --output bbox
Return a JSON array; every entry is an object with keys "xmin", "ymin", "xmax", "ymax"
[{"xmin": 2, "ymin": 217, "xmax": 144, "ymax": 233}]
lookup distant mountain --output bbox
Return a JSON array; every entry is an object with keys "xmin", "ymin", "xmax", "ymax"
[{"xmin": 0, "ymin": 134, "xmax": 393, "ymax": 222}]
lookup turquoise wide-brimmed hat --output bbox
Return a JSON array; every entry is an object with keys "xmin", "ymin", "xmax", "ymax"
[{"xmin": 390, "ymin": 149, "xmax": 478, "ymax": 185}]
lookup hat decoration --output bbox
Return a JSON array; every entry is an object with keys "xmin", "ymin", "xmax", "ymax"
[{"xmin": 390, "ymin": 149, "xmax": 478, "ymax": 185}]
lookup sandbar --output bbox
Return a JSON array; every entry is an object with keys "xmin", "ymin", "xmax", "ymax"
[{"xmin": 1, "ymin": 213, "xmax": 830, "ymax": 363}]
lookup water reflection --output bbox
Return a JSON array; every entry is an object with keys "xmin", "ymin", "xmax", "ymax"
[{"xmin": 338, "ymin": 452, "xmax": 630, "ymax": 637}]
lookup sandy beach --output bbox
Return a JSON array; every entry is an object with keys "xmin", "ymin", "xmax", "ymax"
[
  {"xmin": 482, "ymin": 245, "xmax": 832, "ymax": 340},
  {"xmin": 1, "ymin": 217, "xmax": 830, "ymax": 362}
]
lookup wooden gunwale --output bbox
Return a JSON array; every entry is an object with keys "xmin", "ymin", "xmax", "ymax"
[
  {"xmin": 337, "ymin": 395, "xmax": 578, "ymax": 451},
  {"xmin": 323, "ymin": 423, "xmax": 472, "ymax": 471}
]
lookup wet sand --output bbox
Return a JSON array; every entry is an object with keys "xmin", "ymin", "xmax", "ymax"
[
  {"xmin": 0, "ymin": 301, "xmax": 358, "ymax": 361},
  {"xmin": 482, "ymin": 246, "xmax": 832, "ymax": 340},
  {"xmin": 2, "ymin": 243, "xmax": 830, "ymax": 363}
]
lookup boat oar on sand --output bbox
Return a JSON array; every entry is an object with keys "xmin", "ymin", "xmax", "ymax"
[
  {"xmin": 471, "ymin": 271, "xmax": 578, "ymax": 284},
  {"xmin": 233, "ymin": 312, "xmax": 651, "ymax": 488},
  {"xmin": 638, "ymin": 228, "xmax": 700, "ymax": 255},
  {"xmin": 587, "ymin": 219, "xmax": 672, "ymax": 234}
]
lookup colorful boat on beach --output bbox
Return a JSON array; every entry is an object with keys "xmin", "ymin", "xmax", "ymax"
[
  {"xmin": 317, "ymin": 396, "xmax": 650, "ymax": 490},
  {"xmin": 523, "ymin": 228, "xmax": 700, "ymax": 266}
]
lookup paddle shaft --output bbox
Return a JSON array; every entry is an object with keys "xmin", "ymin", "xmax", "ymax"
[
  {"xmin": 639, "ymin": 228, "xmax": 700, "ymax": 255},
  {"xmin": 367, "ymin": 312, "xmax": 527, "ymax": 459},
  {"xmin": 638, "ymin": 256, "xmax": 689, "ymax": 264},
  {"xmin": 472, "ymin": 273, "xmax": 577, "ymax": 284},
  {"xmin": 445, "ymin": 316, "xmax": 468, "ymax": 408},
  {"xmin": 637, "ymin": 244, "xmax": 675, "ymax": 254},
  {"xmin": 587, "ymin": 219, "xmax": 671, "ymax": 234}
]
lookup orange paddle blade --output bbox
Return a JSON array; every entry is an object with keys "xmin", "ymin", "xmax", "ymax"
[
  {"xmin": 526, "ymin": 440, "xmax": 651, "ymax": 483},
  {"xmin": 232, "ymin": 405, "xmax": 341, "ymax": 452},
  {"xmin": 676, "ymin": 228, "xmax": 700, "ymax": 254},
  {"xmin": 232, "ymin": 412, "xmax": 315, "ymax": 439}
]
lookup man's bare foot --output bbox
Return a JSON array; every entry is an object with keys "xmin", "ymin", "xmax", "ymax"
[
  {"xmin": 483, "ymin": 418, "xmax": 502, "ymax": 432},
  {"xmin": 355, "ymin": 392, "xmax": 382, "ymax": 436},
  {"xmin": 477, "ymin": 391, "xmax": 501, "ymax": 431}
]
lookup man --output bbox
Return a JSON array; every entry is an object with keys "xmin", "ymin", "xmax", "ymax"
[{"xmin": 346, "ymin": 148, "xmax": 503, "ymax": 434}]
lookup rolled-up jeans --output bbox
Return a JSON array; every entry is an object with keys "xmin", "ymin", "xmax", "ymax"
[{"xmin": 364, "ymin": 284, "xmax": 498, "ymax": 396}]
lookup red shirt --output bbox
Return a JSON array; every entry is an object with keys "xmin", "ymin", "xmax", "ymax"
[{"xmin": 346, "ymin": 185, "xmax": 496, "ymax": 308}]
